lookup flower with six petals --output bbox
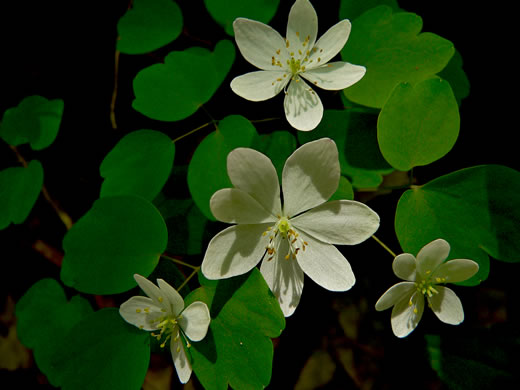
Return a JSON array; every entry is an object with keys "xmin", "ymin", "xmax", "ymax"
[
  {"xmin": 119, "ymin": 274, "xmax": 211, "ymax": 384},
  {"xmin": 230, "ymin": 0, "xmax": 366, "ymax": 131},
  {"xmin": 375, "ymin": 239, "xmax": 479, "ymax": 338},
  {"xmin": 201, "ymin": 138, "xmax": 380, "ymax": 317}
]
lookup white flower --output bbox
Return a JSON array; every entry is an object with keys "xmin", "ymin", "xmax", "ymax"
[
  {"xmin": 201, "ymin": 138, "xmax": 380, "ymax": 317},
  {"xmin": 375, "ymin": 239, "xmax": 479, "ymax": 338},
  {"xmin": 119, "ymin": 274, "xmax": 210, "ymax": 384},
  {"xmin": 230, "ymin": 0, "xmax": 366, "ymax": 131}
]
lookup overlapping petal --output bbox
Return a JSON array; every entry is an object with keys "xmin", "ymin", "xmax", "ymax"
[
  {"xmin": 179, "ymin": 301, "xmax": 211, "ymax": 342},
  {"xmin": 286, "ymin": 0, "xmax": 318, "ymax": 59},
  {"xmin": 230, "ymin": 70, "xmax": 289, "ymax": 101},
  {"xmin": 429, "ymin": 286, "xmax": 464, "ymax": 325},
  {"xmin": 283, "ymin": 77, "xmax": 323, "ymax": 131},
  {"xmin": 171, "ymin": 336, "xmax": 192, "ymax": 384},
  {"xmin": 431, "ymin": 259, "xmax": 479, "ymax": 283},
  {"xmin": 392, "ymin": 253, "xmax": 417, "ymax": 281},
  {"xmin": 416, "ymin": 238, "xmax": 450, "ymax": 275},
  {"xmin": 210, "ymin": 188, "xmax": 276, "ymax": 224},
  {"xmin": 307, "ymin": 20, "xmax": 351, "ymax": 67},
  {"xmin": 302, "ymin": 62, "xmax": 366, "ymax": 90},
  {"xmin": 391, "ymin": 292, "xmax": 424, "ymax": 338},
  {"xmin": 119, "ymin": 296, "xmax": 162, "ymax": 331},
  {"xmin": 375, "ymin": 282, "xmax": 415, "ymax": 311},
  {"xmin": 157, "ymin": 278, "xmax": 185, "ymax": 317},
  {"xmin": 134, "ymin": 274, "xmax": 171, "ymax": 313}
]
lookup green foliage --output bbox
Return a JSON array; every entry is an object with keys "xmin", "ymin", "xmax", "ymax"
[
  {"xmin": 0, "ymin": 95, "xmax": 64, "ymax": 150},
  {"xmin": 395, "ymin": 165, "xmax": 520, "ymax": 285},
  {"xmin": 186, "ymin": 269, "xmax": 285, "ymax": 390},
  {"xmin": 254, "ymin": 130, "xmax": 297, "ymax": 181},
  {"xmin": 0, "ymin": 160, "xmax": 43, "ymax": 229},
  {"xmin": 61, "ymin": 195, "xmax": 168, "ymax": 294},
  {"xmin": 378, "ymin": 78, "xmax": 460, "ymax": 171},
  {"xmin": 341, "ymin": 5, "xmax": 454, "ymax": 108},
  {"xmin": 438, "ymin": 50, "xmax": 470, "ymax": 106},
  {"xmin": 204, "ymin": 0, "xmax": 280, "ymax": 36},
  {"xmin": 117, "ymin": 0, "xmax": 183, "ymax": 54},
  {"xmin": 100, "ymin": 129, "xmax": 175, "ymax": 201},
  {"xmin": 132, "ymin": 40, "xmax": 235, "ymax": 121},
  {"xmin": 339, "ymin": 0, "xmax": 400, "ymax": 20}
]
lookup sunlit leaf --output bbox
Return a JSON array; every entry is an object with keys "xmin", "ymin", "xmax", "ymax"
[
  {"xmin": 117, "ymin": 0, "xmax": 183, "ymax": 54},
  {"xmin": 339, "ymin": 0, "xmax": 400, "ymax": 20},
  {"xmin": 61, "ymin": 195, "xmax": 168, "ymax": 294},
  {"xmin": 0, "ymin": 160, "xmax": 43, "ymax": 230}
]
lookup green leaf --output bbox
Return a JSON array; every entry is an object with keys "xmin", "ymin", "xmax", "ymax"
[
  {"xmin": 15, "ymin": 279, "xmax": 93, "ymax": 386},
  {"xmin": 330, "ymin": 176, "xmax": 354, "ymax": 201},
  {"xmin": 204, "ymin": 0, "xmax": 279, "ymax": 36},
  {"xmin": 438, "ymin": 50, "xmax": 470, "ymax": 106},
  {"xmin": 132, "ymin": 40, "xmax": 235, "ymax": 121},
  {"xmin": 50, "ymin": 308, "xmax": 150, "ymax": 390},
  {"xmin": 186, "ymin": 269, "xmax": 285, "ymax": 390},
  {"xmin": 254, "ymin": 130, "xmax": 297, "ymax": 181},
  {"xmin": 0, "ymin": 160, "xmax": 43, "ymax": 229},
  {"xmin": 117, "ymin": 0, "xmax": 183, "ymax": 54},
  {"xmin": 395, "ymin": 165, "xmax": 520, "ymax": 285},
  {"xmin": 378, "ymin": 78, "xmax": 460, "ymax": 171},
  {"xmin": 100, "ymin": 129, "xmax": 175, "ymax": 201},
  {"xmin": 188, "ymin": 115, "xmax": 259, "ymax": 220},
  {"xmin": 61, "ymin": 195, "xmax": 168, "ymax": 294},
  {"xmin": 0, "ymin": 95, "xmax": 64, "ymax": 150},
  {"xmin": 339, "ymin": 0, "xmax": 400, "ymax": 20},
  {"xmin": 341, "ymin": 5, "xmax": 454, "ymax": 108}
]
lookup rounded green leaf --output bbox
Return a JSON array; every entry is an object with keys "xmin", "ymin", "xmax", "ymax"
[
  {"xmin": 341, "ymin": 5, "xmax": 454, "ymax": 108},
  {"xmin": 378, "ymin": 78, "xmax": 460, "ymax": 171},
  {"xmin": 100, "ymin": 129, "xmax": 175, "ymax": 201},
  {"xmin": 132, "ymin": 40, "xmax": 235, "ymax": 121},
  {"xmin": 117, "ymin": 0, "xmax": 183, "ymax": 54},
  {"xmin": 61, "ymin": 195, "xmax": 167, "ymax": 294},
  {"xmin": 0, "ymin": 95, "xmax": 64, "ymax": 150},
  {"xmin": 188, "ymin": 115, "xmax": 259, "ymax": 220},
  {"xmin": 0, "ymin": 160, "xmax": 43, "ymax": 229},
  {"xmin": 204, "ymin": 0, "xmax": 279, "ymax": 36},
  {"xmin": 339, "ymin": 0, "xmax": 400, "ymax": 20},
  {"xmin": 49, "ymin": 308, "xmax": 150, "ymax": 390},
  {"xmin": 254, "ymin": 130, "xmax": 297, "ymax": 181}
]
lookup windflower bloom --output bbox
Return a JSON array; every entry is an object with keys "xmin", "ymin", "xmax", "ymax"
[
  {"xmin": 230, "ymin": 0, "xmax": 366, "ymax": 131},
  {"xmin": 120, "ymin": 274, "xmax": 210, "ymax": 384},
  {"xmin": 201, "ymin": 138, "xmax": 380, "ymax": 317},
  {"xmin": 375, "ymin": 239, "xmax": 479, "ymax": 338}
]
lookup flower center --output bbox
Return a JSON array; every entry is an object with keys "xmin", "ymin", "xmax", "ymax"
[
  {"xmin": 151, "ymin": 316, "xmax": 179, "ymax": 348},
  {"xmin": 263, "ymin": 216, "xmax": 308, "ymax": 261}
]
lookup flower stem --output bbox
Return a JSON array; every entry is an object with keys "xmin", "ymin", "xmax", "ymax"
[
  {"xmin": 372, "ymin": 235, "xmax": 397, "ymax": 258},
  {"xmin": 176, "ymin": 267, "xmax": 200, "ymax": 292},
  {"xmin": 161, "ymin": 253, "xmax": 199, "ymax": 270},
  {"xmin": 109, "ymin": 49, "xmax": 121, "ymax": 130},
  {"xmin": 171, "ymin": 121, "xmax": 212, "ymax": 143}
]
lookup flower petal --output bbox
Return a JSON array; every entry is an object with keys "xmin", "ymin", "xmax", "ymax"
[
  {"xmin": 390, "ymin": 292, "xmax": 424, "ymax": 338},
  {"xmin": 282, "ymin": 138, "xmax": 339, "ymax": 217},
  {"xmin": 308, "ymin": 20, "xmax": 351, "ymax": 66},
  {"xmin": 431, "ymin": 259, "xmax": 479, "ymax": 283},
  {"xmin": 375, "ymin": 282, "xmax": 416, "ymax": 311},
  {"xmin": 283, "ymin": 77, "xmax": 323, "ymax": 131},
  {"xmin": 392, "ymin": 253, "xmax": 417, "ymax": 281},
  {"xmin": 134, "ymin": 274, "xmax": 171, "ymax": 312},
  {"xmin": 119, "ymin": 296, "xmax": 162, "ymax": 331},
  {"xmin": 429, "ymin": 286, "xmax": 464, "ymax": 325},
  {"xmin": 201, "ymin": 223, "xmax": 270, "ymax": 279},
  {"xmin": 179, "ymin": 301, "xmax": 211, "ymax": 342},
  {"xmin": 170, "ymin": 334, "xmax": 192, "ymax": 384},
  {"xmin": 233, "ymin": 18, "xmax": 287, "ymax": 70},
  {"xmin": 286, "ymin": 0, "xmax": 318, "ymax": 60},
  {"xmin": 416, "ymin": 238, "xmax": 451, "ymax": 277},
  {"xmin": 157, "ymin": 278, "xmax": 185, "ymax": 317},
  {"xmin": 210, "ymin": 188, "xmax": 276, "ymax": 224},
  {"xmin": 227, "ymin": 147, "xmax": 282, "ymax": 216},
  {"xmin": 302, "ymin": 62, "xmax": 366, "ymax": 90},
  {"xmin": 260, "ymin": 238, "xmax": 304, "ymax": 317},
  {"xmin": 230, "ymin": 70, "xmax": 290, "ymax": 101},
  {"xmin": 291, "ymin": 200, "xmax": 379, "ymax": 245},
  {"xmin": 295, "ymin": 232, "xmax": 355, "ymax": 291}
]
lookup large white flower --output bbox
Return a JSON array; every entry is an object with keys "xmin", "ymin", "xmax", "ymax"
[
  {"xmin": 230, "ymin": 0, "xmax": 366, "ymax": 131},
  {"xmin": 119, "ymin": 274, "xmax": 210, "ymax": 384},
  {"xmin": 375, "ymin": 239, "xmax": 479, "ymax": 338},
  {"xmin": 201, "ymin": 138, "xmax": 380, "ymax": 317}
]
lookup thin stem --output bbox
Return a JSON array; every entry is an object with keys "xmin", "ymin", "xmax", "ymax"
[
  {"xmin": 372, "ymin": 235, "xmax": 397, "ymax": 258},
  {"xmin": 171, "ymin": 121, "xmax": 212, "ymax": 143},
  {"xmin": 176, "ymin": 267, "xmax": 200, "ymax": 292},
  {"xmin": 110, "ymin": 49, "xmax": 121, "ymax": 129},
  {"xmin": 250, "ymin": 117, "xmax": 280, "ymax": 123},
  {"xmin": 161, "ymin": 253, "xmax": 199, "ymax": 270}
]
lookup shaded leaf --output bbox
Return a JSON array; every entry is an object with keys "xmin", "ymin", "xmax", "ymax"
[
  {"xmin": 254, "ymin": 130, "xmax": 297, "ymax": 181},
  {"xmin": 339, "ymin": 0, "xmax": 400, "ymax": 20},
  {"xmin": 438, "ymin": 50, "xmax": 470, "ymax": 106}
]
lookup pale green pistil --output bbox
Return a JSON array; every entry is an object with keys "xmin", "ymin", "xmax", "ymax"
[
  {"xmin": 289, "ymin": 58, "xmax": 302, "ymax": 75},
  {"xmin": 151, "ymin": 316, "xmax": 179, "ymax": 348}
]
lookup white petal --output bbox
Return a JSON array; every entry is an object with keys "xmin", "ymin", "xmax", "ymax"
[
  {"xmin": 230, "ymin": 70, "xmax": 290, "ymax": 101},
  {"xmin": 429, "ymin": 286, "xmax": 464, "ymax": 325},
  {"xmin": 179, "ymin": 301, "xmax": 211, "ymax": 342},
  {"xmin": 210, "ymin": 188, "xmax": 276, "ymax": 224},
  {"xmin": 283, "ymin": 77, "xmax": 323, "ymax": 131},
  {"xmin": 291, "ymin": 200, "xmax": 379, "ymax": 245},
  {"xmin": 431, "ymin": 259, "xmax": 479, "ymax": 283},
  {"xmin": 286, "ymin": 0, "xmax": 318, "ymax": 59},
  {"xmin": 201, "ymin": 224, "xmax": 270, "ymax": 279},
  {"xmin": 307, "ymin": 20, "xmax": 351, "ymax": 67},
  {"xmin": 302, "ymin": 62, "xmax": 366, "ymax": 90},
  {"xmin": 233, "ymin": 18, "xmax": 287, "ymax": 70},
  {"xmin": 260, "ymin": 238, "xmax": 304, "ymax": 317},
  {"xmin": 375, "ymin": 282, "xmax": 416, "ymax": 311},
  {"xmin": 282, "ymin": 138, "xmax": 339, "ymax": 217},
  {"xmin": 392, "ymin": 253, "xmax": 417, "ymax": 281},
  {"xmin": 416, "ymin": 239, "xmax": 451, "ymax": 277},
  {"xmin": 134, "ymin": 274, "xmax": 171, "ymax": 313},
  {"xmin": 227, "ymin": 147, "xmax": 282, "ymax": 216},
  {"xmin": 390, "ymin": 292, "xmax": 424, "ymax": 338},
  {"xmin": 119, "ymin": 296, "xmax": 162, "ymax": 331},
  {"xmin": 170, "ymin": 333, "xmax": 192, "ymax": 384},
  {"xmin": 295, "ymin": 233, "xmax": 355, "ymax": 291},
  {"xmin": 157, "ymin": 279, "xmax": 185, "ymax": 317}
]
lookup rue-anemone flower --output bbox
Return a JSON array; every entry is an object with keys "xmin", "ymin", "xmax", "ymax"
[
  {"xmin": 201, "ymin": 138, "xmax": 380, "ymax": 317},
  {"xmin": 375, "ymin": 239, "xmax": 479, "ymax": 338},
  {"xmin": 119, "ymin": 274, "xmax": 210, "ymax": 384},
  {"xmin": 230, "ymin": 0, "xmax": 366, "ymax": 131}
]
